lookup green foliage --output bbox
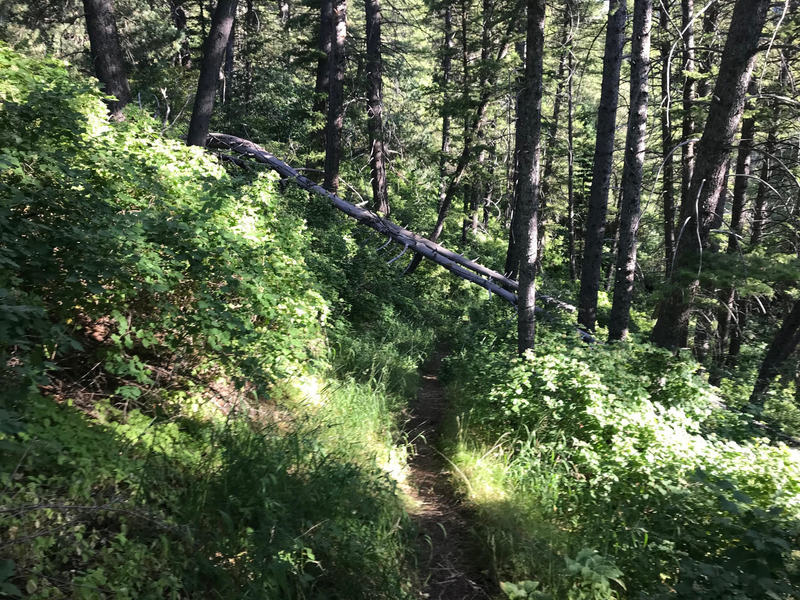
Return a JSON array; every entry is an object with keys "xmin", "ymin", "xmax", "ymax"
[
  {"xmin": 0, "ymin": 47, "xmax": 421, "ymax": 599},
  {"xmin": 442, "ymin": 322, "xmax": 800, "ymax": 599},
  {"xmin": 501, "ymin": 579, "xmax": 551, "ymax": 600},
  {"xmin": 1, "ymin": 388, "xmax": 414, "ymax": 599},
  {"xmin": 564, "ymin": 549, "xmax": 625, "ymax": 600},
  {"xmin": 0, "ymin": 44, "xmax": 324, "ymax": 395}
]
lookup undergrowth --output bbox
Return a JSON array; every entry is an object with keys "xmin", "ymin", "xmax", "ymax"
[
  {"xmin": 0, "ymin": 46, "xmax": 434, "ymax": 599},
  {"xmin": 441, "ymin": 314, "xmax": 800, "ymax": 600}
]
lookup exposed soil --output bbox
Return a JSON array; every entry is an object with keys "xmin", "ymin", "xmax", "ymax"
[{"xmin": 405, "ymin": 350, "xmax": 497, "ymax": 600}]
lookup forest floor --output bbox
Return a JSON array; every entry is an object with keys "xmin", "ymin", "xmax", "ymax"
[{"xmin": 404, "ymin": 350, "xmax": 497, "ymax": 600}]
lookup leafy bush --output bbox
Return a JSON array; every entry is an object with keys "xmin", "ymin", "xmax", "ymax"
[
  {"xmin": 0, "ymin": 44, "xmax": 325, "ymax": 398},
  {"xmin": 443, "ymin": 326, "xmax": 800, "ymax": 599},
  {"xmin": 0, "ymin": 46, "xmax": 419, "ymax": 599}
]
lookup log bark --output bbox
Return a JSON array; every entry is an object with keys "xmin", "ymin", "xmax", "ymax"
[
  {"xmin": 650, "ymin": 0, "xmax": 770, "ymax": 349},
  {"xmin": 82, "ymin": 0, "xmax": 130, "ymax": 120},
  {"xmin": 187, "ymin": 0, "xmax": 238, "ymax": 146},
  {"xmin": 576, "ymin": 0, "xmax": 627, "ymax": 332},
  {"xmin": 608, "ymin": 0, "xmax": 652, "ymax": 342}
]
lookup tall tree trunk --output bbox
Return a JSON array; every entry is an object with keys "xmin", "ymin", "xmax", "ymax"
[
  {"xmin": 660, "ymin": 4, "xmax": 676, "ymax": 277},
  {"xmin": 608, "ymin": 0, "xmax": 652, "ymax": 341},
  {"xmin": 712, "ymin": 108, "xmax": 755, "ymax": 383},
  {"xmin": 279, "ymin": 0, "xmax": 290, "ymax": 25},
  {"xmin": 538, "ymin": 4, "xmax": 572, "ymax": 269},
  {"xmin": 504, "ymin": 36, "xmax": 527, "ymax": 279},
  {"xmin": 650, "ymin": 0, "xmax": 770, "ymax": 349},
  {"xmin": 312, "ymin": 0, "xmax": 334, "ymax": 158},
  {"xmin": 728, "ymin": 113, "xmax": 755, "ymax": 255},
  {"xmin": 750, "ymin": 127, "xmax": 776, "ymax": 247},
  {"xmin": 364, "ymin": 0, "xmax": 389, "ymax": 213},
  {"xmin": 750, "ymin": 298, "xmax": 800, "ymax": 407},
  {"xmin": 680, "ymin": 0, "xmax": 696, "ymax": 212},
  {"xmin": 168, "ymin": 0, "xmax": 192, "ymax": 68},
  {"xmin": 576, "ymin": 0, "xmax": 627, "ymax": 332},
  {"xmin": 187, "ymin": 0, "xmax": 238, "ymax": 146},
  {"xmin": 223, "ymin": 14, "xmax": 236, "ymax": 105},
  {"xmin": 323, "ymin": 0, "xmax": 347, "ymax": 193},
  {"xmin": 567, "ymin": 46, "xmax": 577, "ymax": 281},
  {"xmin": 517, "ymin": 0, "xmax": 546, "ymax": 354},
  {"xmin": 82, "ymin": 0, "xmax": 130, "ymax": 120},
  {"xmin": 457, "ymin": 0, "xmax": 472, "ymax": 240},
  {"xmin": 438, "ymin": 2, "xmax": 454, "ymax": 212},
  {"xmin": 605, "ymin": 181, "xmax": 622, "ymax": 291}
]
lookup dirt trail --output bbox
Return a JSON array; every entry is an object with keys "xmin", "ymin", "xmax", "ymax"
[{"xmin": 404, "ymin": 351, "xmax": 496, "ymax": 600}]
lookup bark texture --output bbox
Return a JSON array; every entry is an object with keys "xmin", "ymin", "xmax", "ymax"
[
  {"xmin": 365, "ymin": 0, "xmax": 389, "ymax": 213},
  {"xmin": 680, "ymin": 0, "xmax": 696, "ymax": 210},
  {"xmin": 516, "ymin": 0, "xmax": 546, "ymax": 354},
  {"xmin": 82, "ymin": 0, "xmax": 130, "ymax": 119},
  {"xmin": 608, "ymin": 0, "xmax": 652, "ymax": 341},
  {"xmin": 659, "ymin": 5, "xmax": 675, "ymax": 276},
  {"xmin": 323, "ymin": 0, "xmax": 347, "ymax": 193},
  {"xmin": 312, "ymin": 0, "xmax": 334, "ymax": 157},
  {"xmin": 187, "ymin": 0, "xmax": 238, "ymax": 146},
  {"xmin": 650, "ymin": 0, "xmax": 770, "ymax": 349},
  {"xmin": 576, "ymin": 0, "xmax": 627, "ymax": 331}
]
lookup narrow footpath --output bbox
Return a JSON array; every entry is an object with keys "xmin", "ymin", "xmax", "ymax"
[{"xmin": 404, "ymin": 351, "xmax": 497, "ymax": 600}]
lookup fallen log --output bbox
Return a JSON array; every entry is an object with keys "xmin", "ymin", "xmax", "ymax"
[
  {"xmin": 207, "ymin": 133, "xmax": 521, "ymax": 300},
  {"xmin": 206, "ymin": 133, "xmax": 591, "ymax": 340}
]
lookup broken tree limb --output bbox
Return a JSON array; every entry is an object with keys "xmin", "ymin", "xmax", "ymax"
[
  {"xmin": 206, "ymin": 133, "xmax": 591, "ymax": 340},
  {"xmin": 209, "ymin": 135, "xmax": 516, "ymax": 284},
  {"xmin": 207, "ymin": 133, "xmax": 518, "ymax": 304}
]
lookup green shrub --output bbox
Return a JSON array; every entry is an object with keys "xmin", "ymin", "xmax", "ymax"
[
  {"xmin": 444, "ymin": 327, "xmax": 800, "ymax": 599},
  {"xmin": 0, "ymin": 46, "xmax": 418, "ymax": 599}
]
